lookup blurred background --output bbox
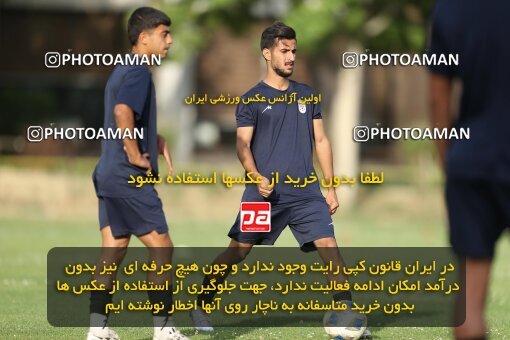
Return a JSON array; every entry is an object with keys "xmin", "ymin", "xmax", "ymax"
[{"xmin": 0, "ymin": 0, "xmax": 508, "ymax": 339}]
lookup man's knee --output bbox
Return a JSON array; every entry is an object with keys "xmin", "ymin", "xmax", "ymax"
[
  {"xmin": 100, "ymin": 245, "xmax": 128, "ymax": 263},
  {"xmin": 138, "ymin": 230, "xmax": 173, "ymax": 247},
  {"xmin": 226, "ymin": 240, "xmax": 253, "ymax": 262},
  {"xmin": 313, "ymin": 237, "xmax": 338, "ymax": 248},
  {"xmin": 101, "ymin": 226, "xmax": 130, "ymax": 248}
]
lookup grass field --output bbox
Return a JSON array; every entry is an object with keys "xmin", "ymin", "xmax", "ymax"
[{"xmin": 0, "ymin": 158, "xmax": 509, "ymax": 339}]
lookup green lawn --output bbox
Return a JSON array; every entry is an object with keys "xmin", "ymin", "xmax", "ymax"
[
  {"xmin": 0, "ymin": 213, "xmax": 508, "ymax": 339},
  {"xmin": 0, "ymin": 160, "xmax": 509, "ymax": 339}
]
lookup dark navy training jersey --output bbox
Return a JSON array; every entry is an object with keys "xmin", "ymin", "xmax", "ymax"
[
  {"xmin": 93, "ymin": 64, "xmax": 159, "ymax": 198},
  {"xmin": 236, "ymin": 80, "xmax": 324, "ymax": 204},
  {"xmin": 428, "ymin": 0, "xmax": 510, "ymax": 181}
]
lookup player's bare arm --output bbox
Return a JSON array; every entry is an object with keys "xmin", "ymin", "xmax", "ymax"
[
  {"xmin": 429, "ymin": 73, "xmax": 453, "ymax": 171},
  {"xmin": 313, "ymin": 118, "xmax": 339, "ymax": 215},
  {"xmin": 157, "ymin": 134, "xmax": 173, "ymax": 175},
  {"xmin": 236, "ymin": 126, "xmax": 273, "ymax": 198},
  {"xmin": 114, "ymin": 103, "xmax": 150, "ymax": 170}
]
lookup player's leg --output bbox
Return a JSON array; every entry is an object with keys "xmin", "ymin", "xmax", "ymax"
[
  {"xmin": 454, "ymin": 258, "xmax": 491, "ymax": 340},
  {"xmin": 289, "ymin": 200, "xmax": 353, "ymax": 302},
  {"xmin": 137, "ymin": 231, "xmax": 186, "ymax": 339},
  {"xmin": 88, "ymin": 225, "xmax": 130, "ymax": 340},
  {"xmin": 127, "ymin": 189, "xmax": 187, "ymax": 340},
  {"xmin": 198, "ymin": 238, "xmax": 254, "ymax": 295},
  {"xmin": 137, "ymin": 230, "xmax": 173, "ymax": 297},
  {"xmin": 138, "ymin": 229, "xmax": 173, "ymax": 247},
  {"xmin": 198, "ymin": 238, "xmax": 254, "ymax": 300},
  {"xmin": 446, "ymin": 179, "xmax": 508, "ymax": 340},
  {"xmin": 313, "ymin": 237, "xmax": 353, "ymax": 301},
  {"xmin": 191, "ymin": 203, "xmax": 289, "ymax": 331},
  {"xmin": 314, "ymin": 236, "xmax": 373, "ymax": 338},
  {"xmin": 191, "ymin": 239, "xmax": 254, "ymax": 331},
  {"xmin": 290, "ymin": 200, "xmax": 371, "ymax": 338}
]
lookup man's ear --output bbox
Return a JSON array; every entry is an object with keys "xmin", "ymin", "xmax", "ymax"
[
  {"xmin": 262, "ymin": 48, "xmax": 271, "ymax": 62},
  {"xmin": 138, "ymin": 31, "xmax": 148, "ymax": 46}
]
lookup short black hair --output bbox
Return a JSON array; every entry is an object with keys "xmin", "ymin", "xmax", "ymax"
[
  {"xmin": 128, "ymin": 7, "xmax": 171, "ymax": 46},
  {"xmin": 260, "ymin": 22, "xmax": 296, "ymax": 51}
]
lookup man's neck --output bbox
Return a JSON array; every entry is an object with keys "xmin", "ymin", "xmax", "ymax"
[
  {"xmin": 263, "ymin": 72, "xmax": 290, "ymax": 91},
  {"xmin": 131, "ymin": 46, "xmax": 146, "ymax": 56},
  {"xmin": 131, "ymin": 47, "xmax": 152, "ymax": 69}
]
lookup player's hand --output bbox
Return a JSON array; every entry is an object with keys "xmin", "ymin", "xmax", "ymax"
[
  {"xmin": 157, "ymin": 135, "xmax": 173, "ymax": 175},
  {"xmin": 326, "ymin": 188, "xmax": 339, "ymax": 215},
  {"xmin": 126, "ymin": 148, "xmax": 151, "ymax": 173},
  {"xmin": 257, "ymin": 175, "xmax": 274, "ymax": 198}
]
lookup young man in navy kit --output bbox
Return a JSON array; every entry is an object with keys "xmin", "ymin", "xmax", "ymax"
[
  {"xmin": 190, "ymin": 22, "xmax": 371, "ymax": 339},
  {"xmin": 90, "ymin": 7, "xmax": 187, "ymax": 340},
  {"xmin": 428, "ymin": 1, "xmax": 510, "ymax": 339}
]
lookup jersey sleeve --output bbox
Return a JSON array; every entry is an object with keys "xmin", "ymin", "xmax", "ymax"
[
  {"xmin": 236, "ymin": 97, "xmax": 256, "ymax": 127},
  {"xmin": 312, "ymin": 92, "xmax": 322, "ymax": 119},
  {"xmin": 116, "ymin": 66, "xmax": 151, "ymax": 120},
  {"xmin": 427, "ymin": 4, "xmax": 457, "ymax": 77}
]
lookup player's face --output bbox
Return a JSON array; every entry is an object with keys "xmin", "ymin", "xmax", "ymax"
[
  {"xmin": 269, "ymin": 39, "xmax": 296, "ymax": 78},
  {"xmin": 145, "ymin": 24, "xmax": 173, "ymax": 58}
]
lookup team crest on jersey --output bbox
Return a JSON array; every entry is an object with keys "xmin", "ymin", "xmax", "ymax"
[{"xmin": 298, "ymin": 100, "xmax": 307, "ymax": 114}]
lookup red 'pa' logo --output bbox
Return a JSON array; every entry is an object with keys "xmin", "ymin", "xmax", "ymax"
[{"xmin": 240, "ymin": 202, "xmax": 271, "ymax": 232}]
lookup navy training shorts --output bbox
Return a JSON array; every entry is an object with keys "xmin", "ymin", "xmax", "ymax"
[
  {"xmin": 98, "ymin": 188, "xmax": 168, "ymax": 238},
  {"xmin": 228, "ymin": 198, "xmax": 335, "ymax": 252},
  {"xmin": 446, "ymin": 178, "xmax": 510, "ymax": 258}
]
